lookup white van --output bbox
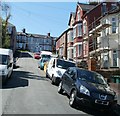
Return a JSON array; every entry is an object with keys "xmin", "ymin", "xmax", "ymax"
[
  {"xmin": 46, "ymin": 57, "xmax": 76, "ymax": 85},
  {"xmin": 40, "ymin": 51, "xmax": 52, "ymax": 57},
  {"xmin": 0, "ymin": 48, "xmax": 13, "ymax": 83}
]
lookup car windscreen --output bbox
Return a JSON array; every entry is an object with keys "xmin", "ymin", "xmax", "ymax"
[
  {"xmin": 78, "ymin": 70, "xmax": 107, "ymax": 85},
  {"xmin": 0, "ymin": 54, "xmax": 8, "ymax": 65},
  {"xmin": 41, "ymin": 55, "xmax": 51, "ymax": 59},
  {"xmin": 56, "ymin": 59, "xmax": 75, "ymax": 69},
  {"xmin": 41, "ymin": 58, "xmax": 50, "ymax": 63}
]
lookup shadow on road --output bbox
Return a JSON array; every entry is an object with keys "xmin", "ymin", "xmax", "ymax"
[
  {"xmin": 2, "ymin": 70, "xmax": 49, "ymax": 89},
  {"xmin": 20, "ymin": 52, "xmax": 33, "ymax": 58},
  {"xmin": 2, "ymin": 70, "xmax": 29, "ymax": 89}
]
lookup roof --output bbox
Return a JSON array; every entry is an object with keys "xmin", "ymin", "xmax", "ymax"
[
  {"xmin": 82, "ymin": 2, "xmax": 120, "ymax": 18},
  {"xmin": 74, "ymin": 2, "xmax": 96, "ymax": 21},
  {"xmin": 78, "ymin": 2, "xmax": 96, "ymax": 11},
  {"xmin": 56, "ymin": 28, "xmax": 73, "ymax": 42},
  {"xmin": 17, "ymin": 32, "xmax": 57, "ymax": 39},
  {"xmin": 107, "ymin": 3, "xmax": 120, "ymax": 14},
  {"xmin": 68, "ymin": 12, "xmax": 75, "ymax": 26}
]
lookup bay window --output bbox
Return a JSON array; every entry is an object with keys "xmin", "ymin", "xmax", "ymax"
[{"xmin": 77, "ymin": 24, "xmax": 82, "ymax": 37}]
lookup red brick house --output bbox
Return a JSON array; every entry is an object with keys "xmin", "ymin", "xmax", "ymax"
[
  {"xmin": 67, "ymin": 12, "xmax": 75, "ymax": 60},
  {"xmin": 56, "ymin": 29, "xmax": 69, "ymax": 59},
  {"xmin": 73, "ymin": 2, "xmax": 96, "ymax": 62}
]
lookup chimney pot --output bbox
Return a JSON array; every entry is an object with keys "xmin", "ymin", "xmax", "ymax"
[{"xmin": 48, "ymin": 33, "xmax": 50, "ymax": 37}]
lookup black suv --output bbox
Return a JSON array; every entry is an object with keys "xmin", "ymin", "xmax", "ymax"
[{"xmin": 58, "ymin": 67, "xmax": 117, "ymax": 109}]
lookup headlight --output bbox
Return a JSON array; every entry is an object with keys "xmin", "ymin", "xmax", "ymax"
[
  {"xmin": 80, "ymin": 85, "xmax": 90, "ymax": 96},
  {"xmin": 56, "ymin": 70, "xmax": 62, "ymax": 76}
]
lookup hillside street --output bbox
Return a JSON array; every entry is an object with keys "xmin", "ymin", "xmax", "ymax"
[{"xmin": 1, "ymin": 52, "xmax": 120, "ymax": 115}]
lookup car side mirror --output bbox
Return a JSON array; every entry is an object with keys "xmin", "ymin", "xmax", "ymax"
[{"xmin": 71, "ymin": 74, "xmax": 76, "ymax": 80}]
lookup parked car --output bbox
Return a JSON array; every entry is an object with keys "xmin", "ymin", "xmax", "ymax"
[
  {"xmin": 44, "ymin": 61, "xmax": 49, "ymax": 73},
  {"xmin": 46, "ymin": 58, "xmax": 76, "ymax": 85},
  {"xmin": 0, "ymin": 48, "xmax": 13, "ymax": 84},
  {"xmin": 58, "ymin": 67, "xmax": 117, "ymax": 110},
  {"xmin": 38, "ymin": 55, "xmax": 51, "ymax": 70},
  {"xmin": 34, "ymin": 52, "xmax": 40, "ymax": 59},
  {"xmin": 40, "ymin": 51, "xmax": 52, "ymax": 57}
]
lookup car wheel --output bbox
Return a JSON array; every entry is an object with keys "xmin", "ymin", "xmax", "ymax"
[
  {"xmin": 58, "ymin": 81, "xmax": 63, "ymax": 94},
  {"xmin": 46, "ymin": 71, "xmax": 49, "ymax": 78},
  {"xmin": 69, "ymin": 90, "xmax": 77, "ymax": 107},
  {"xmin": 51, "ymin": 75, "xmax": 55, "ymax": 85}
]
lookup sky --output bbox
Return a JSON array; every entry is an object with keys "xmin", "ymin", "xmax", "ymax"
[{"xmin": 2, "ymin": 1, "xmax": 88, "ymax": 37}]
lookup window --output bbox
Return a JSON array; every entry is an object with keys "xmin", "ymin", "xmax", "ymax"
[
  {"xmin": 77, "ymin": 11, "xmax": 80, "ymax": 21},
  {"xmin": 56, "ymin": 59, "xmax": 75, "ymax": 69},
  {"xmin": 113, "ymin": 50, "xmax": 117, "ymax": 67},
  {"xmin": 77, "ymin": 24, "xmax": 82, "ymax": 36},
  {"xmin": 73, "ymin": 27, "xmax": 76, "ymax": 38},
  {"xmin": 112, "ymin": 17, "xmax": 116, "ymax": 33},
  {"xmin": 102, "ymin": 3, "xmax": 107, "ymax": 15},
  {"xmin": 74, "ymin": 47, "xmax": 76, "ymax": 57},
  {"xmin": 111, "ymin": 3, "xmax": 117, "ymax": 10},
  {"xmin": 83, "ymin": 22, "xmax": 87, "ymax": 34},
  {"xmin": 72, "ymin": 49, "xmax": 74, "ymax": 58},
  {"xmin": 102, "ymin": 53, "xmax": 109, "ymax": 68},
  {"xmin": 78, "ymin": 44, "xmax": 82, "ymax": 56},
  {"xmin": 67, "ymin": 32, "xmax": 70, "ymax": 43},
  {"xmin": 71, "ymin": 31, "xmax": 73, "ymax": 41}
]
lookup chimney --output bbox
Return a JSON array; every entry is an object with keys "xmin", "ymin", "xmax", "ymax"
[
  {"xmin": 47, "ymin": 33, "xmax": 50, "ymax": 37},
  {"xmin": 22, "ymin": 28, "xmax": 26, "ymax": 33}
]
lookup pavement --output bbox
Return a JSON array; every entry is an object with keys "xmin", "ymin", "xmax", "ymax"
[{"xmin": 110, "ymin": 83, "xmax": 120, "ymax": 116}]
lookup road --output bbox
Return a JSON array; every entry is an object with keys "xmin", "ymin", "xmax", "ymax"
[{"xmin": 1, "ymin": 52, "xmax": 118, "ymax": 115}]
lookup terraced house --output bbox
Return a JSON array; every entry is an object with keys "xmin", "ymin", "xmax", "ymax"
[
  {"xmin": 82, "ymin": 2, "xmax": 120, "ymax": 69},
  {"xmin": 17, "ymin": 30, "xmax": 56, "ymax": 53},
  {"xmin": 56, "ymin": 1, "xmax": 120, "ymax": 70}
]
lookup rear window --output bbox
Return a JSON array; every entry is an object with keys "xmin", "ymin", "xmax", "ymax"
[
  {"xmin": 41, "ymin": 55, "xmax": 51, "ymax": 59},
  {"xmin": 56, "ymin": 59, "xmax": 75, "ymax": 69}
]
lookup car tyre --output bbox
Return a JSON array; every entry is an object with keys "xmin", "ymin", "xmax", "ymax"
[
  {"xmin": 46, "ymin": 71, "xmax": 49, "ymax": 78},
  {"xmin": 51, "ymin": 75, "xmax": 55, "ymax": 85},
  {"xmin": 69, "ymin": 90, "xmax": 77, "ymax": 107},
  {"xmin": 58, "ymin": 81, "xmax": 63, "ymax": 94}
]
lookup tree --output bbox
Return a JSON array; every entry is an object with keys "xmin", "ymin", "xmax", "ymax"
[{"xmin": 1, "ymin": 3, "xmax": 11, "ymax": 48}]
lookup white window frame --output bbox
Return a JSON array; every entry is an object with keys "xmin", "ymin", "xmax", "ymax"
[
  {"xmin": 113, "ymin": 49, "xmax": 118, "ymax": 67},
  {"xmin": 73, "ymin": 25, "xmax": 77, "ymax": 39},
  {"xmin": 74, "ymin": 46, "xmax": 76, "ymax": 57},
  {"xmin": 78, "ymin": 44, "xmax": 82, "ymax": 56},
  {"xmin": 77, "ymin": 24, "xmax": 82, "ymax": 37},
  {"xmin": 83, "ymin": 22, "xmax": 87, "ymax": 35},
  {"xmin": 77, "ymin": 10, "xmax": 80, "ymax": 21}
]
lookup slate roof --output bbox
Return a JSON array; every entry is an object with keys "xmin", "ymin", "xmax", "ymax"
[
  {"xmin": 68, "ymin": 12, "xmax": 75, "ymax": 26},
  {"xmin": 17, "ymin": 32, "xmax": 57, "ymax": 39},
  {"xmin": 78, "ymin": 2, "xmax": 96, "ymax": 11}
]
